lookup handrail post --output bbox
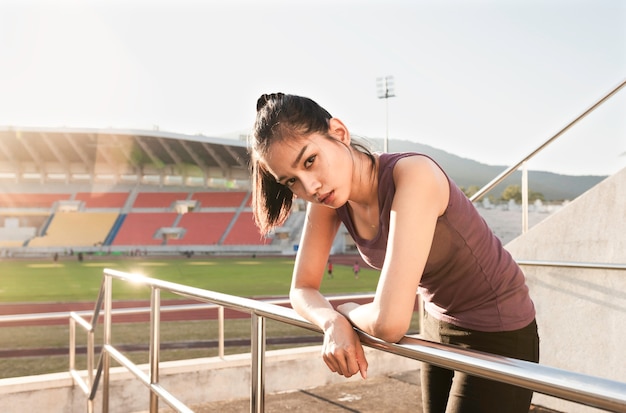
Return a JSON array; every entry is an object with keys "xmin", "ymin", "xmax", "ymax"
[
  {"xmin": 522, "ymin": 161, "xmax": 529, "ymax": 234},
  {"xmin": 87, "ymin": 327, "xmax": 95, "ymax": 413},
  {"xmin": 218, "ymin": 306, "xmax": 225, "ymax": 359},
  {"xmin": 250, "ymin": 314, "xmax": 266, "ymax": 413},
  {"xmin": 69, "ymin": 318, "xmax": 76, "ymax": 373},
  {"xmin": 102, "ymin": 274, "xmax": 112, "ymax": 413},
  {"xmin": 149, "ymin": 287, "xmax": 161, "ymax": 413}
]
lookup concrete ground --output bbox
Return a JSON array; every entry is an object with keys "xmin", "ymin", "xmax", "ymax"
[{"xmin": 183, "ymin": 370, "xmax": 561, "ymax": 413}]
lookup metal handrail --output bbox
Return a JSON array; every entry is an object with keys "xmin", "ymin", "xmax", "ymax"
[
  {"xmin": 2, "ymin": 260, "xmax": 624, "ymax": 411},
  {"xmin": 516, "ymin": 260, "xmax": 626, "ymax": 271},
  {"xmin": 470, "ymin": 78, "xmax": 626, "ymax": 204},
  {"xmin": 64, "ymin": 267, "xmax": 626, "ymax": 413}
]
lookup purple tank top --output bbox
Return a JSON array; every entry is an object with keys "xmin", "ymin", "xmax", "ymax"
[{"xmin": 335, "ymin": 152, "xmax": 535, "ymax": 332}]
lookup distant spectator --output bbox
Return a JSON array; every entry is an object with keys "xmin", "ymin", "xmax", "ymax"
[
  {"xmin": 353, "ymin": 261, "xmax": 360, "ymax": 279},
  {"xmin": 327, "ymin": 260, "xmax": 333, "ymax": 279}
]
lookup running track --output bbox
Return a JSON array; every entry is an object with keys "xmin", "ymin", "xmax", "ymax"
[{"xmin": 0, "ymin": 297, "xmax": 379, "ymax": 327}]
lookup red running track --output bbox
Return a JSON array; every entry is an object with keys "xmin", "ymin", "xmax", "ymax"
[{"xmin": 0, "ymin": 297, "xmax": 381, "ymax": 327}]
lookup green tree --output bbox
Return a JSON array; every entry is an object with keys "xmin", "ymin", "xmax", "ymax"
[
  {"xmin": 501, "ymin": 185, "xmax": 522, "ymax": 203},
  {"xmin": 529, "ymin": 191, "xmax": 545, "ymax": 202},
  {"xmin": 501, "ymin": 185, "xmax": 545, "ymax": 204},
  {"xmin": 461, "ymin": 185, "xmax": 481, "ymax": 198}
]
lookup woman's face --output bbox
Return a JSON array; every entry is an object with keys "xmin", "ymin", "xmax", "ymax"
[{"xmin": 263, "ymin": 129, "xmax": 354, "ymax": 208}]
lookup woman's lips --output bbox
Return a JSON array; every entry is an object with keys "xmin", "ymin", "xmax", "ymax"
[{"xmin": 319, "ymin": 190, "xmax": 334, "ymax": 205}]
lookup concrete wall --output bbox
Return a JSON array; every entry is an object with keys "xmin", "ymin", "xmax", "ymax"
[
  {"xmin": 0, "ymin": 345, "xmax": 420, "ymax": 413},
  {"xmin": 505, "ymin": 167, "xmax": 626, "ymax": 413}
]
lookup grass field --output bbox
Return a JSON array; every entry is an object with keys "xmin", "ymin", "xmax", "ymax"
[
  {"xmin": 0, "ymin": 255, "xmax": 380, "ymax": 303},
  {"xmin": 0, "ymin": 255, "xmax": 390, "ymax": 379}
]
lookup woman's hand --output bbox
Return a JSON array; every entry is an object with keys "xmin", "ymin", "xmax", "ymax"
[{"xmin": 321, "ymin": 313, "xmax": 368, "ymax": 379}]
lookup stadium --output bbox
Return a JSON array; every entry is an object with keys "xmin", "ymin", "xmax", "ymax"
[
  {"xmin": 1, "ymin": 124, "xmax": 626, "ymax": 413},
  {"xmin": 0, "ymin": 126, "xmax": 340, "ymax": 257}
]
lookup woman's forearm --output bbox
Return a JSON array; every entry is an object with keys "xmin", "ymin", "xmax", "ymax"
[
  {"xmin": 338, "ymin": 302, "xmax": 408, "ymax": 343},
  {"xmin": 290, "ymin": 287, "xmax": 344, "ymax": 331}
]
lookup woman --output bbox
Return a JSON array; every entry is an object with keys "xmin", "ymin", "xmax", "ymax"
[{"xmin": 249, "ymin": 93, "xmax": 539, "ymax": 413}]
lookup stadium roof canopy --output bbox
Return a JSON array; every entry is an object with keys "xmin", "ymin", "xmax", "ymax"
[{"xmin": 0, "ymin": 126, "xmax": 252, "ymax": 188}]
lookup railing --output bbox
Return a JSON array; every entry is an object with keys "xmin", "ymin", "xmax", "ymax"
[
  {"xmin": 61, "ymin": 264, "xmax": 626, "ymax": 413},
  {"xmin": 469, "ymin": 78, "xmax": 626, "ymax": 234}
]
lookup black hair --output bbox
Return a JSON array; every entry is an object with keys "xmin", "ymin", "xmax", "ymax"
[{"xmin": 249, "ymin": 93, "xmax": 374, "ymax": 235}]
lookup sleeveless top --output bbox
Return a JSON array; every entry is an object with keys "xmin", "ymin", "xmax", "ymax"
[{"xmin": 335, "ymin": 152, "xmax": 535, "ymax": 332}]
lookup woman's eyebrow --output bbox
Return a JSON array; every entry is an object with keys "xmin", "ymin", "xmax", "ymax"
[
  {"xmin": 277, "ymin": 144, "xmax": 309, "ymax": 182},
  {"xmin": 291, "ymin": 144, "xmax": 309, "ymax": 168}
]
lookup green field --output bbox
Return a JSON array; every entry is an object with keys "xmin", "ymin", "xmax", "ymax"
[
  {"xmin": 0, "ymin": 256, "xmax": 389, "ymax": 379},
  {"xmin": 0, "ymin": 255, "xmax": 380, "ymax": 303}
]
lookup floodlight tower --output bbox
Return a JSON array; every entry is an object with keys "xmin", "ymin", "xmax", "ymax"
[{"xmin": 376, "ymin": 75, "xmax": 396, "ymax": 153}]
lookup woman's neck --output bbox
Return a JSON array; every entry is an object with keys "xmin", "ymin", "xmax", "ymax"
[{"xmin": 348, "ymin": 151, "xmax": 379, "ymax": 208}]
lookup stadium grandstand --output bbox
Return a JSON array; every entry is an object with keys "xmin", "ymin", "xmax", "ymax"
[{"xmin": 0, "ymin": 126, "xmax": 348, "ymax": 258}]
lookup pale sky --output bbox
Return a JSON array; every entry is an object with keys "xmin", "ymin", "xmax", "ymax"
[{"xmin": 1, "ymin": 0, "xmax": 625, "ymax": 176}]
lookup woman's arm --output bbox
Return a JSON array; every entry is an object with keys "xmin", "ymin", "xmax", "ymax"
[
  {"xmin": 290, "ymin": 202, "xmax": 368, "ymax": 379},
  {"xmin": 338, "ymin": 156, "xmax": 450, "ymax": 343}
]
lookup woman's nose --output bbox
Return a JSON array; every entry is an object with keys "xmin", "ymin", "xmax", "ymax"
[{"xmin": 302, "ymin": 176, "xmax": 321, "ymax": 197}]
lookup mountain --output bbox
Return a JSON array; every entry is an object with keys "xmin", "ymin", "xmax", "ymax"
[{"xmin": 369, "ymin": 138, "xmax": 607, "ymax": 201}]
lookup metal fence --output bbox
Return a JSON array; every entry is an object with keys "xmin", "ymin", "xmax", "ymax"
[{"xmin": 60, "ymin": 266, "xmax": 626, "ymax": 413}]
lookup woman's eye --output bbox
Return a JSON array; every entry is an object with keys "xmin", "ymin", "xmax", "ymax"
[
  {"xmin": 304, "ymin": 155, "xmax": 316, "ymax": 168},
  {"xmin": 285, "ymin": 178, "xmax": 297, "ymax": 187}
]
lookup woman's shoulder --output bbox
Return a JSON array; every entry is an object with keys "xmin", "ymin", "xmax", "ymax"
[
  {"xmin": 379, "ymin": 152, "xmax": 441, "ymax": 171},
  {"xmin": 390, "ymin": 153, "xmax": 447, "ymax": 182}
]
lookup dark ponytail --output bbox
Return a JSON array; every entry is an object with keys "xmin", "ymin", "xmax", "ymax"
[
  {"xmin": 250, "ymin": 93, "xmax": 333, "ymax": 235},
  {"xmin": 249, "ymin": 93, "xmax": 374, "ymax": 235}
]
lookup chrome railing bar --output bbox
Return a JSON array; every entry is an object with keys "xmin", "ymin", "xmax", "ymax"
[
  {"xmin": 361, "ymin": 332, "xmax": 626, "ymax": 412},
  {"xmin": 88, "ymin": 327, "xmax": 95, "ymax": 398},
  {"xmin": 104, "ymin": 344, "xmax": 193, "ymax": 413},
  {"xmin": 88, "ymin": 355, "xmax": 103, "ymax": 401},
  {"xmin": 70, "ymin": 369, "xmax": 90, "ymax": 395},
  {"xmin": 102, "ymin": 275, "xmax": 113, "ymax": 413},
  {"xmin": 90, "ymin": 276, "xmax": 106, "ymax": 328},
  {"xmin": 470, "ymin": 78, "xmax": 626, "ymax": 203},
  {"xmin": 71, "ymin": 311, "xmax": 93, "ymax": 331},
  {"xmin": 58, "ymin": 264, "xmax": 626, "ymax": 412},
  {"xmin": 522, "ymin": 162, "xmax": 529, "ymax": 233},
  {"xmin": 98, "ymin": 268, "xmax": 626, "ymax": 412},
  {"xmin": 251, "ymin": 314, "xmax": 266, "ymax": 413},
  {"xmin": 69, "ymin": 317, "xmax": 76, "ymax": 372},
  {"xmin": 516, "ymin": 260, "xmax": 626, "ymax": 271},
  {"xmin": 149, "ymin": 287, "xmax": 161, "ymax": 413},
  {"xmin": 218, "ymin": 306, "xmax": 225, "ymax": 358},
  {"xmin": 69, "ymin": 310, "xmax": 97, "ymax": 412}
]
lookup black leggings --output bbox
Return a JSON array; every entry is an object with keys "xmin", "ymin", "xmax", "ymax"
[{"xmin": 421, "ymin": 312, "xmax": 540, "ymax": 413}]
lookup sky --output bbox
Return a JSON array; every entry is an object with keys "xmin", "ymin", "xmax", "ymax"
[{"xmin": 1, "ymin": 0, "xmax": 625, "ymax": 176}]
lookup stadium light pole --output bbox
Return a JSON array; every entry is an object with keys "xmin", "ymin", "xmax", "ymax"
[{"xmin": 376, "ymin": 75, "xmax": 396, "ymax": 153}]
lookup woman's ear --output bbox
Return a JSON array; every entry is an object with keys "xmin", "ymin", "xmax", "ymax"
[{"xmin": 328, "ymin": 118, "xmax": 350, "ymax": 144}]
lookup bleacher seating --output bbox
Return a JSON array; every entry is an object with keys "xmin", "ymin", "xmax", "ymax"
[
  {"xmin": 0, "ymin": 193, "xmax": 72, "ymax": 208},
  {"xmin": 191, "ymin": 191, "xmax": 247, "ymax": 208},
  {"xmin": 222, "ymin": 212, "xmax": 270, "ymax": 245},
  {"xmin": 0, "ymin": 189, "xmax": 278, "ymax": 249},
  {"xmin": 28, "ymin": 212, "xmax": 119, "ymax": 247},
  {"xmin": 111, "ymin": 212, "xmax": 179, "ymax": 246},
  {"xmin": 168, "ymin": 212, "xmax": 235, "ymax": 245},
  {"xmin": 74, "ymin": 192, "xmax": 129, "ymax": 208},
  {"xmin": 132, "ymin": 192, "xmax": 188, "ymax": 208}
]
